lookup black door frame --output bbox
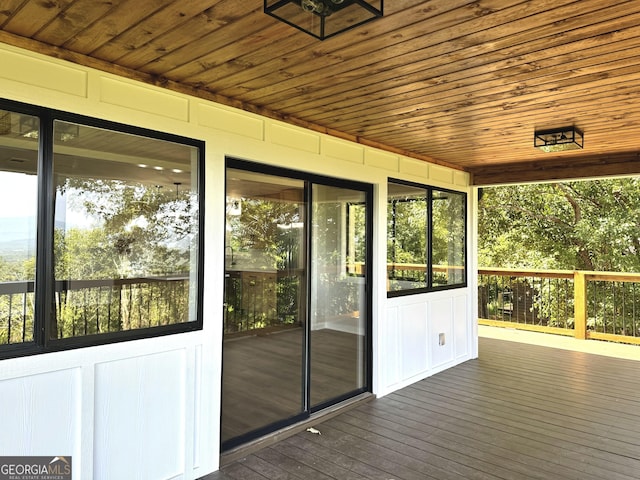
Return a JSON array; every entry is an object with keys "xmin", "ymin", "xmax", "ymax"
[{"xmin": 221, "ymin": 158, "xmax": 373, "ymax": 451}]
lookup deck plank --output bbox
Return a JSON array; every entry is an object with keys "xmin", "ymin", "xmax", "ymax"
[{"xmin": 216, "ymin": 336, "xmax": 640, "ymax": 480}]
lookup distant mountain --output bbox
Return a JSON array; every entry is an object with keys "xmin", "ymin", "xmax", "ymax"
[{"xmin": 0, "ymin": 217, "xmax": 37, "ymax": 260}]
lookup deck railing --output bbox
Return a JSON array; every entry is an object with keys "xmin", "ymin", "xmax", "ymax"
[
  {"xmin": 223, "ymin": 271, "xmax": 303, "ymax": 335},
  {"xmin": 479, "ymin": 268, "xmax": 640, "ymax": 345},
  {"xmin": 0, "ymin": 276, "xmax": 190, "ymax": 345},
  {"xmin": 384, "ymin": 264, "xmax": 640, "ymax": 345},
  {"xmin": 6, "ymin": 267, "xmax": 640, "ymax": 345}
]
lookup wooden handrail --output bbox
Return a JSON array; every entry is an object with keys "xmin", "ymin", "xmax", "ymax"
[
  {"xmin": 387, "ymin": 263, "xmax": 465, "ymax": 272},
  {"xmin": 479, "ymin": 267, "xmax": 574, "ymax": 279},
  {"xmin": 477, "ymin": 267, "xmax": 640, "ymax": 345},
  {"xmin": 479, "ymin": 267, "xmax": 640, "ymax": 282}
]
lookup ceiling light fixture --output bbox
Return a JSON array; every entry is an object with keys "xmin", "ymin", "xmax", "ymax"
[
  {"xmin": 534, "ymin": 126, "xmax": 584, "ymax": 152},
  {"xmin": 18, "ymin": 117, "xmax": 79, "ymax": 142},
  {"xmin": 264, "ymin": 0, "xmax": 383, "ymax": 40}
]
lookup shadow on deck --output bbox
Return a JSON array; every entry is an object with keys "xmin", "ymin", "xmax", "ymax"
[{"xmin": 206, "ymin": 331, "xmax": 640, "ymax": 480}]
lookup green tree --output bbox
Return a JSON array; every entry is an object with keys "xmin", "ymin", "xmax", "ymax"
[
  {"xmin": 60, "ymin": 178, "xmax": 196, "ymax": 279},
  {"xmin": 387, "ymin": 197, "xmax": 427, "ymax": 265},
  {"xmin": 50, "ymin": 178, "xmax": 197, "ymax": 338},
  {"xmin": 478, "ymin": 178, "xmax": 640, "ymax": 272}
]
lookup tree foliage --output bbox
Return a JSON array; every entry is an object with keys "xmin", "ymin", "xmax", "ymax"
[
  {"xmin": 59, "ymin": 178, "xmax": 197, "ymax": 279},
  {"xmin": 0, "ymin": 177, "xmax": 198, "ymax": 344},
  {"xmin": 387, "ymin": 198, "xmax": 427, "ymax": 265},
  {"xmin": 478, "ymin": 178, "xmax": 640, "ymax": 271}
]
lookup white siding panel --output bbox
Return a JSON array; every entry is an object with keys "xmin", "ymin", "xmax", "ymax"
[
  {"xmin": 429, "ymin": 298, "xmax": 455, "ymax": 369},
  {"xmin": 191, "ymin": 345, "xmax": 203, "ymax": 468},
  {"xmin": 455, "ymin": 170, "xmax": 470, "ymax": 187},
  {"xmin": 322, "ymin": 137, "xmax": 364, "ymax": 164},
  {"xmin": 382, "ymin": 306, "xmax": 401, "ymax": 391},
  {"xmin": 0, "ymin": 368, "xmax": 80, "ymax": 456},
  {"xmin": 380, "ymin": 290, "xmax": 473, "ymax": 397},
  {"xmin": 0, "ymin": 49, "xmax": 87, "ymax": 97},
  {"xmin": 399, "ymin": 302, "xmax": 429, "ymax": 379},
  {"xmin": 94, "ymin": 350, "xmax": 186, "ymax": 480},
  {"xmin": 198, "ymin": 104, "xmax": 264, "ymax": 140},
  {"xmin": 399, "ymin": 157, "xmax": 429, "ymax": 179},
  {"xmin": 270, "ymin": 123, "xmax": 320, "ymax": 153},
  {"xmin": 100, "ymin": 77, "xmax": 189, "ymax": 122},
  {"xmin": 454, "ymin": 294, "xmax": 469, "ymax": 359},
  {"xmin": 365, "ymin": 149, "xmax": 399, "ymax": 172},
  {"xmin": 429, "ymin": 164, "xmax": 455, "ymax": 185}
]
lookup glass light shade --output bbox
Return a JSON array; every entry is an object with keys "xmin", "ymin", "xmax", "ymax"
[
  {"xmin": 534, "ymin": 127, "xmax": 584, "ymax": 153},
  {"xmin": 265, "ymin": 0, "xmax": 383, "ymax": 40}
]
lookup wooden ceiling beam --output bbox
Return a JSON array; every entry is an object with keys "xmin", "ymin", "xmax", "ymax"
[{"xmin": 470, "ymin": 151, "xmax": 640, "ymax": 185}]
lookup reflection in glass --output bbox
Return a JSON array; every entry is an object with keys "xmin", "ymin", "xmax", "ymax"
[
  {"xmin": 310, "ymin": 184, "xmax": 367, "ymax": 408},
  {"xmin": 387, "ymin": 182, "xmax": 427, "ymax": 291},
  {"xmin": 0, "ymin": 110, "xmax": 39, "ymax": 345},
  {"xmin": 52, "ymin": 120, "xmax": 200, "ymax": 339},
  {"xmin": 222, "ymin": 169, "xmax": 306, "ymax": 446},
  {"xmin": 432, "ymin": 189, "xmax": 466, "ymax": 286}
]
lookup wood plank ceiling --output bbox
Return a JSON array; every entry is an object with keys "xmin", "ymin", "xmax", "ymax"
[{"xmin": 2, "ymin": 0, "xmax": 640, "ymax": 185}]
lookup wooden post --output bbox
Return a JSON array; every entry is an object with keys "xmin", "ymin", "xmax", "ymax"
[{"xmin": 574, "ymin": 271, "xmax": 587, "ymax": 339}]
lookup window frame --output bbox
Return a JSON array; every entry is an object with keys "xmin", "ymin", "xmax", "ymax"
[
  {"xmin": 387, "ymin": 178, "xmax": 467, "ymax": 298},
  {"xmin": 0, "ymin": 98, "xmax": 205, "ymax": 359}
]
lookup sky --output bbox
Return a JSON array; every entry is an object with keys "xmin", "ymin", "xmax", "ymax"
[
  {"xmin": 0, "ymin": 171, "xmax": 93, "ymax": 229},
  {"xmin": 0, "ymin": 171, "xmax": 37, "ymax": 218}
]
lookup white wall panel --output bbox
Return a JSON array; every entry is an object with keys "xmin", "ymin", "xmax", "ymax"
[
  {"xmin": 322, "ymin": 136, "xmax": 364, "ymax": 164},
  {"xmin": 454, "ymin": 294, "xmax": 470, "ymax": 359},
  {"xmin": 93, "ymin": 350, "xmax": 186, "ymax": 480},
  {"xmin": 198, "ymin": 103, "xmax": 264, "ymax": 140},
  {"xmin": 100, "ymin": 77, "xmax": 189, "ymax": 121},
  {"xmin": 270, "ymin": 122, "xmax": 320, "ymax": 153},
  {"xmin": 399, "ymin": 302, "xmax": 429, "ymax": 379},
  {"xmin": 429, "ymin": 298, "xmax": 455, "ymax": 369},
  {"xmin": 365, "ymin": 149, "xmax": 399, "ymax": 171},
  {"xmin": 399, "ymin": 157, "xmax": 429, "ymax": 179},
  {"xmin": 382, "ymin": 306, "xmax": 401, "ymax": 391},
  {"xmin": 0, "ymin": 369, "xmax": 80, "ymax": 457},
  {"xmin": 0, "ymin": 48, "xmax": 87, "ymax": 97},
  {"xmin": 382, "ymin": 289, "xmax": 473, "ymax": 397},
  {"xmin": 429, "ymin": 164, "xmax": 455, "ymax": 184},
  {"xmin": 191, "ymin": 346, "xmax": 202, "ymax": 469}
]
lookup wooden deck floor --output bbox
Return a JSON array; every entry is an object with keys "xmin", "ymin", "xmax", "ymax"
[{"xmin": 206, "ymin": 336, "xmax": 640, "ymax": 480}]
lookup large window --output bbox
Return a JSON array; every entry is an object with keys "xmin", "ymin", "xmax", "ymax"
[
  {"xmin": 0, "ymin": 100, "xmax": 204, "ymax": 358},
  {"xmin": 387, "ymin": 179, "xmax": 466, "ymax": 296}
]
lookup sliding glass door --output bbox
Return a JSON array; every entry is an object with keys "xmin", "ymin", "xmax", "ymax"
[
  {"xmin": 310, "ymin": 185, "xmax": 368, "ymax": 408},
  {"xmin": 222, "ymin": 169, "xmax": 307, "ymax": 447},
  {"xmin": 221, "ymin": 161, "xmax": 371, "ymax": 450}
]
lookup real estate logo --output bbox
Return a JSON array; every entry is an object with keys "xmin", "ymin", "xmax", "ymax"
[{"xmin": 0, "ymin": 456, "xmax": 71, "ymax": 480}]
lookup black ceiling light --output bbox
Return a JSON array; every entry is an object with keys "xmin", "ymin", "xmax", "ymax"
[
  {"xmin": 264, "ymin": 0, "xmax": 383, "ymax": 40},
  {"xmin": 534, "ymin": 126, "xmax": 584, "ymax": 152}
]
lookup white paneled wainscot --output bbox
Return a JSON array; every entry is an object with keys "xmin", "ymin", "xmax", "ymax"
[{"xmin": 381, "ymin": 289, "xmax": 471, "ymax": 397}]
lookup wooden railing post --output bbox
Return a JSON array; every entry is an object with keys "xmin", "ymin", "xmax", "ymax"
[{"xmin": 574, "ymin": 271, "xmax": 587, "ymax": 339}]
